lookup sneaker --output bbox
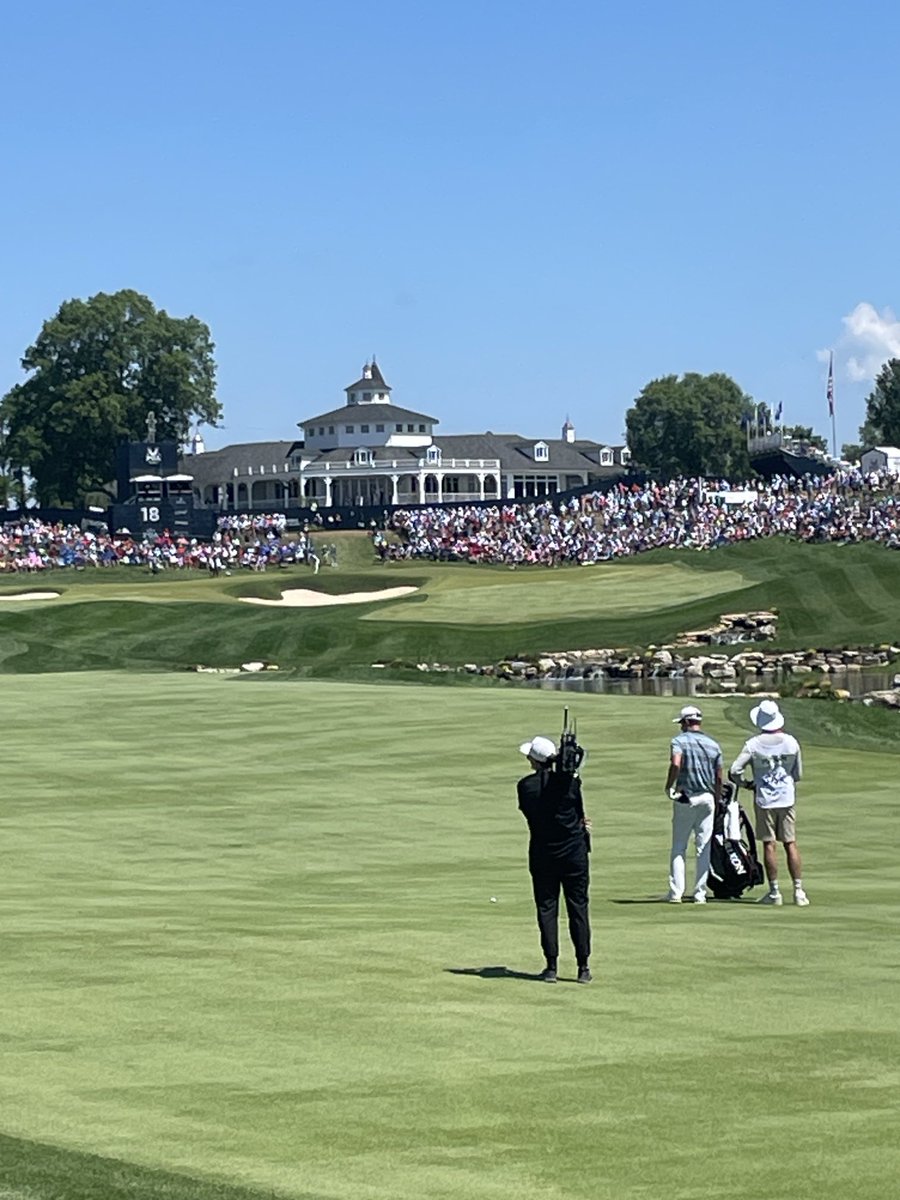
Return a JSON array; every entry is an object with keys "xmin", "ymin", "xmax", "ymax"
[
  {"xmin": 539, "ymin": 967, "xmax": 558, "ymax": 983},
  {"xmin": 794, "ymin": 890, "xmax": 810, "ymax": 907},
  {"xmin": 577, "ymin": 967, "xmax": 592, "ymax": 984},
  {"xmin": 758, "ymin": 890, "xmax": 783, "ymax": 906},
  {"xmin": 666, "ymin": 894, "xmax": 682, "ymax": 904},
  {"xmin": 693, "ymin": 893, "xmax": 707, "ymax": 904}
]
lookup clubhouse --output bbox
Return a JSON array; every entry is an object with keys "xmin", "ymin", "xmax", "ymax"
[{"xmin": 183, "ymin": 360, "xmax": 630, "ymax": 511}]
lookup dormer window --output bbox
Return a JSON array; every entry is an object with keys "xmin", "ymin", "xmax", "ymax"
[
  {"xmin": 354, "ymin": 447, "xmax": 373, "ymax": 466},
  {"xmin": 533, "ymin": 441, "xmax": 549, "ymax": 462},
  {"xmin": 600, "ymin": 448, "xmax": 613, "ymax": 466},
  {"xmin": 621, "ymin": 447, "xmax": 632, "ymax": 464},
  {"xmin": 426, "ymin": 445, "xmax": 442, "ymax": 465}
]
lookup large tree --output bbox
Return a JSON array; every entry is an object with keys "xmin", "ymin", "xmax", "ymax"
[
  {"xmin": 0, "ymin": 290, "xmax": 220, "ymax": 505},
  {"xmin": 625, "ymin": 372, "xmax": 753, "ymax": 477},
  {"xmin": 859, "ymin": 358, "xmax": 900, "ymax": 448}
]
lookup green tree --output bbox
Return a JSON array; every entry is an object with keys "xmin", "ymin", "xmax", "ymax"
[
  {"xmin": 859, "ymin": 358, "xmax": 900, "ymax": 448},
  {"xmin": 0, "ymin": 290, "xmax": 220, "ymax": 506},
  {"xmin": 841, "ymin": 442, "xmax": 863, "ymax": 464},
  {"xmin": 783, "ymin": 424, "xmax": 828, "ymax": 453},
  {"xmin": 625, "ymin": 372, "xmax": 753, "ymax": 477}
]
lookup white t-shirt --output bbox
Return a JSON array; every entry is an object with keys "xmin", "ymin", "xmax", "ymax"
[{"xmin": 730, "ymin": 732, "xmax": 802, "ymax": 809}]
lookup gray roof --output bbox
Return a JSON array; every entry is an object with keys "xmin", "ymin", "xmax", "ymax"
[
  {"xmin": 345, "ymin": 361, "xmax": 390, "ymax": 392},
  {"xmin": 180, "ymin": 441, "xmax": 297, "ymax": 484},
  {"xmin": 432, "ymin": 433, "xmax": 617, "ymax": 472},
  {"xmin": 298, "ymin": 402, "xmax": 439, "ymax": 429}
]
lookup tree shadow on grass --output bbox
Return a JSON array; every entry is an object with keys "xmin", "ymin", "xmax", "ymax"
[{"xmin": 445, "ymin": 965, "xmax": 546, "ymax": 982}]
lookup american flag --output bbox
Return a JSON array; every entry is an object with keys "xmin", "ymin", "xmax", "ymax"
[
  {"xmin": 827, "ymin": 351, "xmax": 835, "ymax": 417},
  {"xmin": 775, "ymin": 401, "xmax": 783, "ymax": 421}
]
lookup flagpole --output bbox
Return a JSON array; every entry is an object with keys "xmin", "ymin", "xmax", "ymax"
[{"xmin": 827, "ymin": 350, "xmax": 836, "ymax": 458}]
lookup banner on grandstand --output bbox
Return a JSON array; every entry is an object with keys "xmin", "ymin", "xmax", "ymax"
[{"xmin": 718, "ymin": 489, "xmax": 758, "ymax": 506}]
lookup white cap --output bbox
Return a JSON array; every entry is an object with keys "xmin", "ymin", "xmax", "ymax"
[
  {"xmin": 750, "ymin": 699, "xmax": 784, "ymax": 732},
  {"xmin": 519, "ymin": 735, "xmax": 557, "ymax": 763},
  {"xmin": 673, "ymin": 704, "xmax": 703, "ymax": 724}
]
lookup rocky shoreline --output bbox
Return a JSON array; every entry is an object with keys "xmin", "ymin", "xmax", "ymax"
[{"xmin": 377, "ymin": 610, "xmax": 900, "ymax": 708}]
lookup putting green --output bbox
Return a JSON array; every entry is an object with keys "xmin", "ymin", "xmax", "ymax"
[{"xmin": 366, "ymin": 562, "xmax": 754, "ymax": 624}]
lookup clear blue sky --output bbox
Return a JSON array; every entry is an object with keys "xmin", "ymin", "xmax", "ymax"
[{"xmin": 3, "ymin": 0, "xmax": 898, "ymax": 453}]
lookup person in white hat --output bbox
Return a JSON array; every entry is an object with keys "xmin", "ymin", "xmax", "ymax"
[
  {"xmin": 663, "ymin": 705, "xmax": 723, "ymax": 903},
  {"xmin": 517, "ymin": 735, "xmax": 592, "ymax": 983},
  {"xmin": 729, "ymin": 700, "xmax": 808, "ymax": 906}
]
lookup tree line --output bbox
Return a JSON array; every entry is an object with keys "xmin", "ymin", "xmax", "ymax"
[{"xmin": 2, "ymin": 289, "xmax": 899, "ymax": 507}]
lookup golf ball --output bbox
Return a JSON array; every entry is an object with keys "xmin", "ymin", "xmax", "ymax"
[{"xmin": 490, "ymin": 896, "xmax": 498, "ymax": 903}]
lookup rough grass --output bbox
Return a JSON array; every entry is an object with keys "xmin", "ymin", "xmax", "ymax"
[{"xmin": 0, "ymin": 675, "xmax": 897, "ymax": 1200}]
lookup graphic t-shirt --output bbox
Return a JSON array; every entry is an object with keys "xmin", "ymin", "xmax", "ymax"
[{"xmin": 730, "ymin": 732, "xmax": 802, "ymax": 809}]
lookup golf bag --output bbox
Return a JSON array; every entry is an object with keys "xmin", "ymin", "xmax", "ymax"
[{"xmin": 708, "ymin": 782, "xmax": 764, "ymax": 900}]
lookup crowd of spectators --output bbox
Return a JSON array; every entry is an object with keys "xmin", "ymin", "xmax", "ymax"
[
  {"xmin": 3, "ymin": 469, "xmax": 899, "ymax": 573},
  {"xmin": 385, "ymin": 470, "xmax": 900, "ymax": 565},
  {"xmin": 0, "ymin": 519, "xmax": 325, "ymax": 574}
]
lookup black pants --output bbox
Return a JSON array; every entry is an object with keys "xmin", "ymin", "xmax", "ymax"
[{"xmin": 530, "ymin": 851, "xmax": 590, "ymax": 966}]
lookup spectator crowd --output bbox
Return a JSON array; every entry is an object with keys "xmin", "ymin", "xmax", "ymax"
[
  {"xmin": 2, "ymin": 469, "xmax": 899, "ymax": 573},
  {"xmin": 384, "ymin": 470, "xmax": 900, "ymax": 565},
  {"xmin": 0, "ymin": 519, "xmax": 326, "ymax": 574}
]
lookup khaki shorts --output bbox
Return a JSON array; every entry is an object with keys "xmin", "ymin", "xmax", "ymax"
[{"xmin": 755, "ymin": 804, "xmax": 796, "ymax": 843}]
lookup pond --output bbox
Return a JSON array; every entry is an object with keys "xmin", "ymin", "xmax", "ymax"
[{"xmin": 526, "ymin": 669, "xmax": 896, "ymax": 699}]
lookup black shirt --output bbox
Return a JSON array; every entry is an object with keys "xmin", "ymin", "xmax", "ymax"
[{"xmin": 517, "ymin": 767, "xmax": 586, "ymax": 859}]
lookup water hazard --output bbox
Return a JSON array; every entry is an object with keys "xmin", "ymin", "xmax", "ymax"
[{"xmin": 527, "ymin": 670, "xmax": 895, "ymax": 699}]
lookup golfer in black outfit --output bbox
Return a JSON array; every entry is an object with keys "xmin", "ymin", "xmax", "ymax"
[{"xmin": 517, "ymin": 735, "xmax": 592, "ymax": 983}]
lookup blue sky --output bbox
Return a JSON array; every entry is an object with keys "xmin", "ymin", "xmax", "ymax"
[{"xmin": 2, "ymin": 0, "xmax": 898, "ymax": 453}]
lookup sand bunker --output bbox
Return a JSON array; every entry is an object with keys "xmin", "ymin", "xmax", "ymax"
[
  {"xmin": 0, "ymin": 591, "xmax": 61, "ymax": 601},
  {"xmin": 239, "ymin": 586, "xmax": 417, "ymax": 608}
]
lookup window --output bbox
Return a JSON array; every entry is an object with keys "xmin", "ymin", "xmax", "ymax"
[
  {"xmin": 513, "ymin": 474, "xmax": 558, "ymax": 498},
  {"xmin": 328, "ymin": 426, "xmax": 334, "ymax": 435},
  {"xmin": 318, "ymin": 427, "xmax": 324, "ymax": 436},
  {"xmin": 360, "ymin": 424, "xmax": 369, "ymax": 433},
  {"xmin": 345, "ymin": 425, "xmax": 354, "ymax": 434},
  {"xmin": 395, "ymin": 423, "xmax": 403, "ymax": 432},
  {"xmin": 407, "ymin": 424, "xmax": 414, "ymax": 432},
  {"xmin": 533, "ymin": 441, "xmax": 549, "ymax": 462},
  {"xmin": 418, "ymin": 424, "xmax": 426, "ymax": 433},
  {"xmin": 354, "ymin": 447, "xmax": 372, "ymax": 466},
  {"xmin": 600, "ymin": 449, "xmax": 613, "ymax": 466},
  {"xmin": 621, "ymin": 447, "xmax": 632, "ymax": 464},
  {"xmin": 426, "ymin": 445, "xmax": 442, "ymax": 464},
  {"xmin": 363, "ymin": 392, "xmax": 372, "ymax": 402},
  {"xmin": 376, "ymin": 423, "xmax": 385, "ymax": 432}
]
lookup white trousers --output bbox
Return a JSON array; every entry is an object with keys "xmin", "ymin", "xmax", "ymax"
[{"xmin": 668, "ymin": 793, "xmax": 715, "ymax": 900}]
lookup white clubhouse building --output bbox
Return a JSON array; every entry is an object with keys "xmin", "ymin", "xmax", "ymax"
[{"xmin": 184, "ymin": 361, "xmax": 630, "ymax": 511}]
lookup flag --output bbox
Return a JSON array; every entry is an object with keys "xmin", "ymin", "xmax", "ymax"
[
  {"xmin": 775, "ymin": 401, "xmax": 783, "ymax": 421},
  {"xmin": 827, "ymin": 351, "xmax": 835, "ymax": 418}
]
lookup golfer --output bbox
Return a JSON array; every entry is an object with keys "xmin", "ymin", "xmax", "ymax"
[
  {"xmin": 517, "ymin": 735, "xmax": 592, "ymax": 983},
  {"xmin": 729, "ymin": 699, "xmax": 808, "ymax": 906},
  {"xmin": 664, "ymin": 704, "xmax": 722, "ymax": 903}
]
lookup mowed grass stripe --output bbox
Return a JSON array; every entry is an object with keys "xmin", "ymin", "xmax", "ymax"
[
  {"xmin": 364, "ymin": 563, "xmax": 753, "ymax": 624},
  {"xmin": 1, "ymin": 540, "xmax": 900, "ymax": 672},
  {"xmin": 0, "ymin": 675, "xmax": 898, "ymax": 1199}
]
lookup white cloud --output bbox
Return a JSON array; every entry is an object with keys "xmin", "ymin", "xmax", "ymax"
[{"xmin": 839, "ymin": 303, "xmax": 900, "ymax": 382}]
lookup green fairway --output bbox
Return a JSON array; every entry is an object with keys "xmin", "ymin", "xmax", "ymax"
[
  {"xmin": 0, "ymin": 538, "xmax": 899, "ymax": 677},
  {"xmin": 364, "ymin": 562, "xmax": 753, "ymax": 624},
  {"xmin": 1, "ymin": 674, "xmax": 897, "ymax": 1199}
]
